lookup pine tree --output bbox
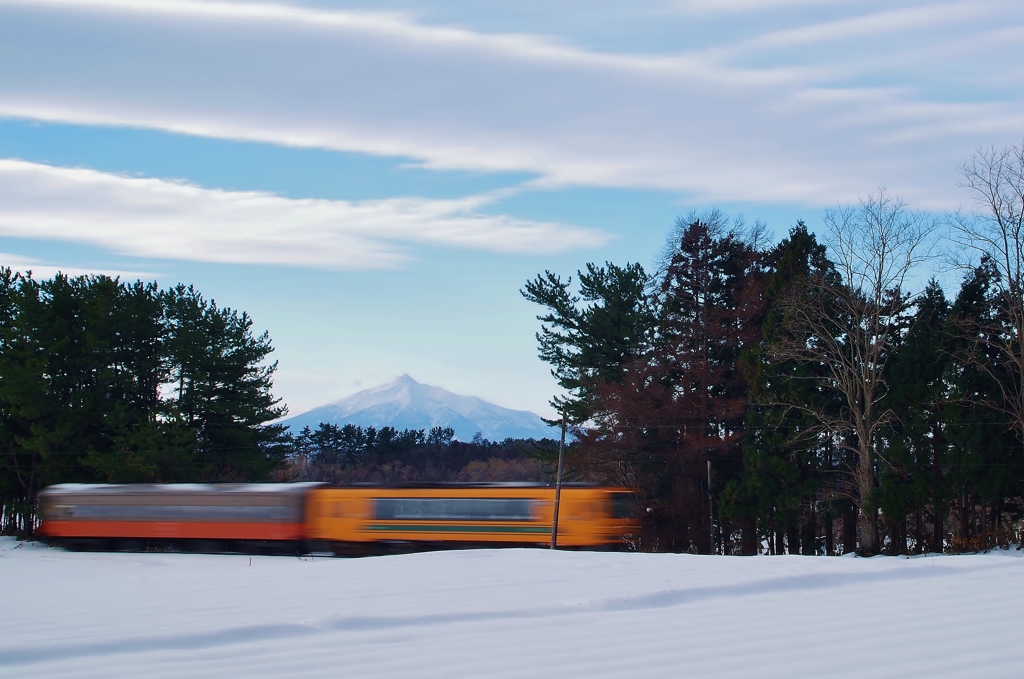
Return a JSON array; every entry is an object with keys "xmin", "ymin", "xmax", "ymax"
[
  {"xmin": 162, "ymin": 284, "xmax": 290, "ymax": 482},
  {"xmin": 877, "ymin": 279, "xmax": 950, "ymax": 553}
]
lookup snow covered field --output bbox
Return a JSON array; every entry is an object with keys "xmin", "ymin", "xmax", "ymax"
[{"xmin": 1, "ymin": 537, "xmax": 1021, "ymax": 678}]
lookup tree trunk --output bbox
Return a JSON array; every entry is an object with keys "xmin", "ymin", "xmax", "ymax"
[
  {"xmin": 843, "ymin": 504, "xmax": 858, "ymax": 554},
  {"xmin": 786, "ymin": 520, "xmax": 801, "ymax": 555},
  {"xmin": 802, "ymin": 504, "xmax": 817, "ymax": 555},
  {"xmin": 824, "ymin": 511, "xmax": 835, "ymax": 556},
  {"xmin": 993, "ymin": 501, "xmax": 1000, "ymax": 541},
  {"xmin": 725, "ymin": 518, "xmax": 736, "ymax": 554},
  {"xmin": 980, "ymin": 499, "xmax": 988, "ymax": 540},
  {"xmin": 914, "ymin": 508, "xmax": 924, "ymax": 554},
  {"xmin": 931, "ymin": 422, "xmax": 944, "ymax": 552},
  {"xmin": 959, "ymin": 493, "xmax": 969, "ymax": 542},
  {"xmin": 856, "ymin": 440, "xmax": 879, "ymax": 554},
  {"xmin": 857, "ymin": 507, "xmax": 879, "ymax": 555},
  {"xmin": 740, "ymin": 517, "xmax": 758, "ymax": 556}
]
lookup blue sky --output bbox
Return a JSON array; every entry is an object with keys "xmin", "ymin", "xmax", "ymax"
[{"xmin": 1, "ymin": 0, "xmax": 1021, "ymax": 419}]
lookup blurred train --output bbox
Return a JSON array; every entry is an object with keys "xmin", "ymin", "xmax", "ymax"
[{"xmin": 38, "ymin": 483, "xmax": 640, "ymax": 554}]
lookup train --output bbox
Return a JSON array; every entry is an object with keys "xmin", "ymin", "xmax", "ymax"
[{"xmin": 38, "ymin": 482, "xmax": 641, "ymax": 555}]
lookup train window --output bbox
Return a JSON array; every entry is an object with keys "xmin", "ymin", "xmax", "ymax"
[
  {"xmin": 374, "ymin": 498, "xmax": 534, "ymax": 521},
  {"xmin": 610, "ymin": 493, "xmax": 638, "ymax": 519},
  {"xmin": 53, "ymin": 504, "xmax": 298, "ymax": 522},
  {"xmin": 43, "ymin": 504, "xmax": 74, "ymax": 520}
]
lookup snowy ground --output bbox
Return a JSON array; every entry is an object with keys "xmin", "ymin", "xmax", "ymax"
[{"xmin": 1, "ymin": 537, "xmax": 1021, "ymax": 678}]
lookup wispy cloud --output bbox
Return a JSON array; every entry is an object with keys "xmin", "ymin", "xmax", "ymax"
[
  {"xmin": 0, "ymin": 252, "xmax": 158, "ymax": 281},
  {"xmin": 0, "ymin": 0, "xmax": 1021, "ymax": 208},
  {"xmin": 670, "ymin": 0, "xmax": 845, "ymax": 13},
  {"xmin": 1, "ymin": 0, "xmax": 615, "ymax": 66},
  {"xmin": 0, "ymin": 160, "xmax": 608, "ymax": 269},
  {"xmin": 704, "ymin": 2, "xmax": 992, "ymax": 55}
]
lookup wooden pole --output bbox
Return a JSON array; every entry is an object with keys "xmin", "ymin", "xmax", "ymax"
[{"xmin": 550, "ymin": 415, "xmax": 566, "ymax": 549}]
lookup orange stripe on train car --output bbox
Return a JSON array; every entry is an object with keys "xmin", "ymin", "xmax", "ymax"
[{"xmin": 39, "ymin": 520, "xmax": 304, "ymax": 541}]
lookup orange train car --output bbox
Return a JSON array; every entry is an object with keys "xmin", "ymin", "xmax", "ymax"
[
  {"xmin": 305, "ymin": 485, "xmax": 639, "ymax": 553},
  {"xmin": 38, "ymin": 483, "xmax": 640, "ymax": 553}
]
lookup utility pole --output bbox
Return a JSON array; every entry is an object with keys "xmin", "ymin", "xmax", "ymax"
[{"xmin": 550, "ymin": 415, "xmax": 566, "ymax": 549}]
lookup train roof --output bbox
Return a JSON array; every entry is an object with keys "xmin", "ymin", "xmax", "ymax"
[
  {"xmin": 41, "ymin": 483, "xmax": 326, "ymax": 496},
  {"xmin": 40, "ymin": 482, "xmax": 632, "ymax": 495},
  {"xmin": 342, "ymin": 482, "xmax": 599, "ymax": 488}
]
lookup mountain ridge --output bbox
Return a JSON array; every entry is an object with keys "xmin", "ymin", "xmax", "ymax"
[{"xmin": 281, "ymin": 374, "xmax": 556, "ymax": 441}]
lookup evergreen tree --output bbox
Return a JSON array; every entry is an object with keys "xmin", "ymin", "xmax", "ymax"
[
  {"xmin": 634, "ymin": 213, "xmax": 765, "ymax": 553},
  {"xmin": 877, "ymin": 279, "xmax": 950, "ymax": 553},
  {"xmin": 725, "ymin": 223, "xmax": 840, "ymax": 555},
  {"xmin": 162, "ymin": 284, "xmax": 290, "ymax": 482},
  {"xmin": 943, "ymin": 261, "xmax": 1023, "ymax": 548},
  {"xmin": 520, "ymin": 261, "xmax": 656, "ymax": 424}
]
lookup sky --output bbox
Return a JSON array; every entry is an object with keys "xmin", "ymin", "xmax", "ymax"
[{"xmin": 1, "ymin": 0, "xmax": 1022, "ymax": 419}]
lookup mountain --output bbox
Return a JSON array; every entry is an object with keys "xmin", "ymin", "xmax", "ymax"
[{"xmin": 280, "ymin": 374, "xmax": 557, "ymax": 442}]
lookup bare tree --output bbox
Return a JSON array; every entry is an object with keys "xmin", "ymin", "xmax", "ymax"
[
  {"xmin": 950, "ymin": 143, "xmax": 1024, "ymax": 452},
  {"xmin": 769, "ymin": 190, "xmax": 936, "ymax": 554}
]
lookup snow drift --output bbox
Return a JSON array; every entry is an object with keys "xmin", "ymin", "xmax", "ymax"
[{"xmin": 1, "ymin": 537, "xmax": 1021, "ymax": 678}]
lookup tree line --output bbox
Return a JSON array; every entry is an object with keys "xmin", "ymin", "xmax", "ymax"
[
  {"xmin": 523, "ymin": 144, "xmax": 1024, "ymax": 555},
  {"xmin": 0, "ymin": 271, "xmax": 290, "ymax": 534},
  {"xmin": 282, "ymin": 422, "xmax": 553, "ymax": 485}
]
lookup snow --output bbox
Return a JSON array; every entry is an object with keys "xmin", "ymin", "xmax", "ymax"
[{"xmin": 1, "ymin": 537, "xmax": 1021, "ymax": 678}]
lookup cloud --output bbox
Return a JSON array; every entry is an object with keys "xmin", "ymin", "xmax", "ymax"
[
  {"xmin": 0, "ymin": 160, "xmax": 608, "ymax": 269},
  {"xmin": 0, "ymin": 252, "xmax": 158, "ymax": 281},
  {"xmin": 705, "ymin": 2, "xmax": 991, "ymax": 55},
  {"xmin": 0, "ymin": 1, "xmax": 1022, "ymax": 209},
  {"xmin": 670, "ymin": 0, "xmax": 845, "ymax": 13}
]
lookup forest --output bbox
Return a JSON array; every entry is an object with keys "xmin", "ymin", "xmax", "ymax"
[
  {"xmin": 522, "ymin": 145, "xmax": 1024, "ymax": 556},
  {"xmin": 3, "ymin": 144, "xmax": 1024, "ymax": 557}
]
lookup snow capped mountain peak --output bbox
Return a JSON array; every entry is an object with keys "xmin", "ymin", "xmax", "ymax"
[{"xmin": 284, "ymin": 376, "xmax": 555, "ymax": 442}]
